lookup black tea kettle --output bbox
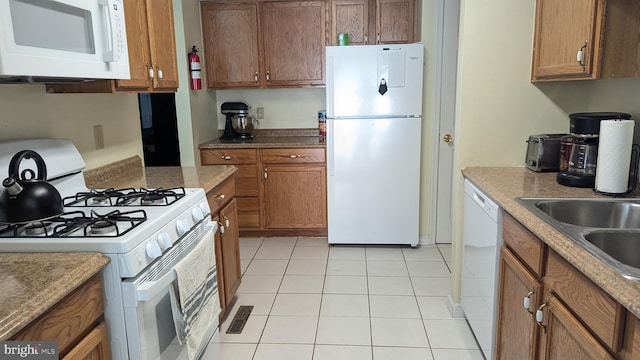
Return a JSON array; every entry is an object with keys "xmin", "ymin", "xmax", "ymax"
[{"xmin": 0, "ymin": 150, "xmax": 63, "ymax": 224}]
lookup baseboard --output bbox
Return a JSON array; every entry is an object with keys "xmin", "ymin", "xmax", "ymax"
[
  {"xmin": 419, "ymin": 235, "xmax": 434, "ymax": 245},
  {"xmin": 448, "ymin": 295, "xmax": 465, "ymax": 318}
]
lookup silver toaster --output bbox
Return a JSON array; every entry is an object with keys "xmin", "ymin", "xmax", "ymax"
[{"xmin": 525, "ymin": 134, "xmax": 566, "ymax": 172}]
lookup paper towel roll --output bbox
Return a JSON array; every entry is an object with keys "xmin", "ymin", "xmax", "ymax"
[{"xmin": 595, "ymin": 119, "xmax": 635, "ymax": 194}]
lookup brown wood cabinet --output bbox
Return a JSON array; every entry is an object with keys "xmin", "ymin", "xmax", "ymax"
[
  {"xmin": 47, "ymin": 0, "xmax": 179, "ymax": 93},
  {"xmin": 262, "ymin": 148, "xmax": 327, "ymax": 230},
  {"xmin": 201, "ymin": 147, "xmax": 327, "ymax": 236},
  {"xmin": 207, "ymin": 176, "xmax": 242, "ymax": 317},
  {"xmin": 495, "ymin": 214, "xmax": 545, "ymax": 359},
  {"xmin": 202, "ymin": 149, "xmax": 261, "ymax": 229},
  {"xmin": 531, "ymin": 0, "xmax": 640, "ymax": 82},
  {"xmin": 329, "ymin": 0, "xmax": 415, "ymax": 45},
  {"xmin": 496, "ymin": 213, "xmax": 629, "ymax": 359},
  {"xmin": 10, "ymin": 275, "xmax": 110, "ymax": 360},
  {"xmin": 201, "ymin": 0, "xmax": 326, "ymax": 89}
]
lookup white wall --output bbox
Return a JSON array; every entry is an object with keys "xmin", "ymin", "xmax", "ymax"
[
  {"xmin": 175, "ymin": 0, "xmax": 219, "ymax": 166},
  {"xmin": 215, "ymin": 88, "xmax": 326, "ymax": 129},
  {"xmin": 0, "ymin": 85, "xmax": 142, "ymax": 170}
]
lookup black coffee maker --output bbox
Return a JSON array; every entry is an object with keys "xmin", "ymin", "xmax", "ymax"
[
  {"xmin": 557, "ymin": 112, "xmax": 632, "ymax": 187},
  {"xmin": 220, "ymin": 102, "xmax": 250, "ymax": 141}
]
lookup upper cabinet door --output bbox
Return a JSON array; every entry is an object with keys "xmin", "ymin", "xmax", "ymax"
[
  {"xmin": 331, "ymin": 0, "xmax": 370, "ymax": 45},
  {"xmin": 146, "ymin": 0, "xmax": 179, "ymax": 90},
  {"xmin": 201, "ymin": 3, "xmax": 262, "ymax": 89},
  {"xmin": 261, "ymin": 1, "xmax": 326, "ymax": 87},
  {"xmin": 531, "ymin": 0, "xmax": 601, "ymax": 80},
  {"xmin": 376, "ymin": 0, "xmax": 414, "ymax": 44},
  {"xmin": 116, "ymin": 0, "xmax": 152, "ymax": 90}
]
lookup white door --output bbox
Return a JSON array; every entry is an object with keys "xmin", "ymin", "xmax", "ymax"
[{"xmin": 430, "ymin": 0, "xmax": 460, "ymax": 245}]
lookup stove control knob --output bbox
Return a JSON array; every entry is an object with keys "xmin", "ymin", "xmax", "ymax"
[
  {"xmin": 199, "ymin": 202, "xmax": 211, "ymax": 215},
  {"xmin": 157, "ymin": 232, "xmax": 173, "ymax": 251},
  {"xmin": 145, "ymin": 240, "xmax": 162, "ymax": 260},
  {"xmin": 176, "ymin": 219, "xmax": 190, "ymax": 235},
  {"xmin": 192, "ymin": 207, "xmax": 204, "ymax": 222}
]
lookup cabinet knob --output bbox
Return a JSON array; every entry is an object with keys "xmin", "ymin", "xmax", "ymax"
[
  {"xmin": 254, "ymin": 72, "xmax": 258, "ymax": 82},
  {"xmin": 266, "ymin": 70, "xmax": 270, "ymax": 82},
  {"xmin": 214, "ymin": 194, "xmax": 225, "ymax": 202},
  {"xmin": 289, "ymin": 154, "xmax": 300, "ymax": 159},
  {"xmin": 157, "ymin": 66, "xmax": 164, "ymax": 79},
  {"xmin": 148, "ymin": 66, "xmax": 154, "ymax": 79},
  {"xmin": 443, "ymin": 134, "xmax": 453, "ymax": 143},
  {"xmin": 223, "ymin": 215, "xmax": 230, "ymax": 228},
  {"xmin": 221, "ymin": 155, "xmax": 233, "ymax": 160},
  {"xmin": 218, "ymin": 221, "xmax": 225, "ymax": 234}
]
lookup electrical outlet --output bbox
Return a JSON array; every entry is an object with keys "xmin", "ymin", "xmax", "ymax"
[
  {"xmin": 93, "ymin": 125, "xmax": 104, "ymax": 150},
  {"xmin": 256, "ymin": 107, "xmax": 264, "ymax": 119}
]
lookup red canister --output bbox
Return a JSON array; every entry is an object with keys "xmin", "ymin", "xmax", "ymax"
[{"xmin": 318, "ymin": 111, "xmax": 326, "ymax": 137}]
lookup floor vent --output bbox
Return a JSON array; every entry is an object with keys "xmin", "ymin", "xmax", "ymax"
[{"xmin": 226, "ymin": 305, "xmax": 254, "ymax": 334}]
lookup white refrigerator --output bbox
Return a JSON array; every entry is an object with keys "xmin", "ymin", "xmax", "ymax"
[{"xmin": 326, "ymin": 43, "xmax": 424, "ymax": 246}]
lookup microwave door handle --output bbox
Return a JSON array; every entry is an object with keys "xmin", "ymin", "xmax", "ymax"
[{"xmin": 98, "ymin": 0, "xmax": 115, "ymax": 62}]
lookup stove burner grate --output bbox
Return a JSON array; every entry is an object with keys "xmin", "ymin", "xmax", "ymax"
[
  {"xmin": 63, "ymin": 188, "xmax": 135, "ymax": 207},
  {"xmin": 116, "ymin": 187, "xmax": 186, "ymax": 206},
  {"xmin": 0, "ymin": 210, "xmax": 147, "ymax": 238},
  {"xmin": 63, "ymin": 187, "xmax": 186, "ymax": 207}
]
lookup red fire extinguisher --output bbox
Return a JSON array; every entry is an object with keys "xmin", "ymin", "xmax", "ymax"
[{"xmin": 188, "ymin": 45, "xmax": 202, "ymax": 90}]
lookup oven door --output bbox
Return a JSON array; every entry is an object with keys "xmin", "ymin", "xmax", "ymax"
[{"xmin": 121, "ymin": 224, "xmax": 220, "ymax": 360}]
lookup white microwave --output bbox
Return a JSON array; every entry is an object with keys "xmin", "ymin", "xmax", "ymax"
[{"xmin": 0, "ymin": 0, "xmax": 130, "ymax": 80}]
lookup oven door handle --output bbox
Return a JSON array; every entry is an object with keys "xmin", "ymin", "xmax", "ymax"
[
  {"xmin": 135, "ymin": 224, "xmax": 217, "ymax": 302},
  {"xmin": 137, "ymin": 268, "xmax": 178, "ymax": 302}
]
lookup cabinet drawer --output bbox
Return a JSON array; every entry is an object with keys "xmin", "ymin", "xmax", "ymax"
[
  {"xmin": 261, "ymin": 148, "xmax": 325, "ymax": 164},
  {"xmin": 545, "ymin": 249, "xmax": 625, "ymax": 352},
  {"xmin": 201, "ymin": 149, "xmax": 258, "ymax": 164},
  {"xmin": 11, "ymin": 275, "xmax": 104, "ymax": 356},
  {"xmin": 502, "ymin": 213, "xmax": 545, "ymax": 276},
  {"xmin": 207, "ymin": 176, "xmax": 235, "ymax": 214}
]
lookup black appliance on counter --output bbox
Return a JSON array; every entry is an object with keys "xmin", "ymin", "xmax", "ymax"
[
  {"xmin": 557, "ymin": 112, "xmax": 632, "ymax": 188},
  {"xmin": 220, "ymin": 102, "xmax": 256, "ymax": 141}
]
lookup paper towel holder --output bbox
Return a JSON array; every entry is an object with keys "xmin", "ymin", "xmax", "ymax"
[{"xmin": 594, "ymin": 143, "xmax": 640, "ymax": 197}]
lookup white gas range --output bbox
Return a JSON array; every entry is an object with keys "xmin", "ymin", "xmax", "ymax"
[{"xmin": 0, "ymin": 139, "xmax": 221, "ymax": 360}]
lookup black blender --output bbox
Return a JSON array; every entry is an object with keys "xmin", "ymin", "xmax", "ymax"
[{"xmin": 557, "ymin": 112, "xmax": 632, "ymax": 187}]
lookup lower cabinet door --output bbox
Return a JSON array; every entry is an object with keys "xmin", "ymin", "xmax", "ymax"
[
  {"xmin": 539, "ymin": 296, "xmax": 615, "ymax": 360},
  {"xmin": 220, "ymin": 198, "xmax": 242, "ymax": 308},
  {"xmin": 263, "ymin": 165, "xmax": 327, "ymax": 229},
  {"xmin": 62, "ymin": 321, "xmax": 110, "ymax": 360},
  {"xmin": 495, "ymin": 247, "xmax": 543, "ymax": 360}
]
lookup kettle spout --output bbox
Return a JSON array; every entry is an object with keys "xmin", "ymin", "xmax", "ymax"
[{"xmin": 2, "ymin": 177, "xmax": 23, "ymax": 196}]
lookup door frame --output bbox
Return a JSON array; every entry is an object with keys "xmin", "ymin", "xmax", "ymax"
[{"xmin": 429, "ymin": 0, "xmax": 460, "ymax": 245}]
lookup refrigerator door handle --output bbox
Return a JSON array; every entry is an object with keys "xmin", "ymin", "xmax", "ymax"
[{"xmin": 328, "ymin": 118, "xmax": 335, "ymax": 176}]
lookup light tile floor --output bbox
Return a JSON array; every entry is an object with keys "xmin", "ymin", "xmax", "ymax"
[{"xmin": 218, "ymin": 237, "xmax": 484, "ymax": 360}]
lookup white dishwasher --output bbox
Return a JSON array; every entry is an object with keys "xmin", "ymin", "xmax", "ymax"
[{"xmin": 461, "ymin": 179, "xmax": 503, "ymax": 360}]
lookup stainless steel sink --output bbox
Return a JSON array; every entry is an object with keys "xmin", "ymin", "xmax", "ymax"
[
  {"xmin": 584, "ymin": 231, "xmax": 640, "ymax": 269},
  {"xmin": 533, "ymin": 199, "xmax": 640, "ymax": 228},
  {"xmin": 517, "ymin": 198, "xmax": 640, "ymax": 280}
]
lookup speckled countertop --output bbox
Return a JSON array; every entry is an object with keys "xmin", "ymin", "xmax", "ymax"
[
  {"xmin": 199, "ymin": 128, "xmax": 326, "ymax": 149},
  {"xmin": 0, "ymin": 253, "xmax": 109, "ymax": 340},
  {"xmin": 84, "ymin": 156, "xmax": 237, "ymax": 192},
  {"xmin": 463, "ymin": 167, "xmax": 640, "ymax": 318}
]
